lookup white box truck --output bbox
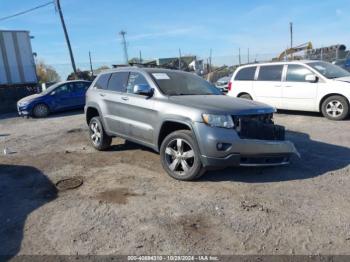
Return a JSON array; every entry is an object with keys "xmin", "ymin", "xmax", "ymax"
[
  {"xmin": 0, "ymin": 30, "xmax": 37, "ymax": 86},
  {"xmin": 0, "ymin": 30, "xmax": 38, "ymax": 113}
]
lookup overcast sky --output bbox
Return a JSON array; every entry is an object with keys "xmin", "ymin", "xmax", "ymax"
[{"xmin": 1, "ymin": 0, "xmax": 349, "ymax": 78}]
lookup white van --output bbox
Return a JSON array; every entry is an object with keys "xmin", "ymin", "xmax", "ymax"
[{"xmin": 227, "ymin": 61, "xmax": 350, "ymax": 120}]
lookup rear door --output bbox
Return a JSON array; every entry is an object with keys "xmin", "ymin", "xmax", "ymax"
[
  {"xmin": 254, "ymin": 65, "xmax": 284, "ymax": 108},
  {"xmin": 281, "ymin": 64, "xmax": 318, "ymax": 111},
  {"xmin": 100, "ymin": 72, "xmax": 130, "ymax": 135}
]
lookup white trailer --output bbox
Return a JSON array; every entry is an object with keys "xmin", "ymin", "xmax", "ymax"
[{"xmin": 0, "ymin": 30, "xmax": 37, "ymax": 87}]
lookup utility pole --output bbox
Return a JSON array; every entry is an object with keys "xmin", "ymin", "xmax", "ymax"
[
  {"xmin": 290, "ymin": 22, "xmax": 293, "ymax": 60},
  {"xmin": 238, "ymin": 48, "xmax": 241, "ymax": 65},
  {"xmin": 209, "ymin": 48, "xmax": 212, "ymax": 73},
  {"xmin": 55, "ymin": 0, "xmax": 77, "ymax": 75},
  {"xmin": 89, "ymin": 51, "xmax": 93, "ymax": 77},
  {"xmin": 119, "ymin": 30, "xmax": 129, "ymax": 64},
  {"xmin": 139, "ymin": 50, "xmax": 142, "ymax": 63},
  {"xmin": 247, "ymin": 48, "xmax": 250, "ymax": 64},
  {"xmin": 178, "ymin": 48, "xmax": 182, "ymax": 70}
]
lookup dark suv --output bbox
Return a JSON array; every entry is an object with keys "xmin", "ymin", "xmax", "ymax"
[{"xmin": 85, "ymin": 67, "xmax": 298, "ymax": 180}]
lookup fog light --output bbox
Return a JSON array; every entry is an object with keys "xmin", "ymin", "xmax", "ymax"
[{"xmin": 216, "ymin": 143, "xmax": 231, "ymax": 151}]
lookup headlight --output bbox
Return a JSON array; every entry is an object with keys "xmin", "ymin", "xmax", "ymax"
[
  {"xmin": 18, "ymin": 101, "xmax": 30, "ymax": 106},
  {"xmin": 202, "ymin": 114, "xmax": 234, "ymax": 128}
]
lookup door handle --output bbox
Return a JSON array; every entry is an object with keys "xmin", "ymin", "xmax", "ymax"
[
  {"xmin": 99, "ymin": 93, "xmax": 106, "ymax": 97},
  {"xmin": 285, "ymin": 85, "xmax": 292, "ymax": 87},
  {"xmin": 121, "ymin": 96, "xmax": 129, "ymax": 101},
  {"xmin": 274, "ymin": 85, "xmax": 281, "ymax": 87}
]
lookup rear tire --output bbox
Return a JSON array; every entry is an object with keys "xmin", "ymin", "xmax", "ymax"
[
  {"xmin": 321, "ymin": 95, "xmax": 349, "ymax": 120},
  {"xmin": 89, "ymin": 116, "xmax": 112, "ymax": 150},
  {"xmin": 33, "ymin": 103, "xmax": 49, "ymax": 118},
  {"xmin": 160, "ymin": 130, "xmax": 204, "ymax": 181},
  {"xmin": 239, "ymin": 93, "xmax": 252, "ymax": 100}
]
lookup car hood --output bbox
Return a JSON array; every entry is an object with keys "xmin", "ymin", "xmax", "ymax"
[
  {"xmin": 18, "ymin": 93, "xmax": 44, "ymax": 103},
  {"xmin": 169, "ymin": 95, "xmax": 275, "ymax": 115},
  {"xmin": 334, "ymin": 76, "xmax": 350, "ymax": 83}
]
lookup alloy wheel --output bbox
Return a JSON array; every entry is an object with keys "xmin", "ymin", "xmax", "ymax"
[
  {"xmin": 90, "ymin": 121, "xmax": 101, "ymax": 146},
  {"xmin": 164, "ymin": 138, "xmax": 195, "ymax": 175},
  {"xmin": 326, "ymin": 100, "xmax": 344, "ymax": 118}
]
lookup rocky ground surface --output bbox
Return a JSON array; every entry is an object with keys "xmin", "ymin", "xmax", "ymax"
[{"xmin": 0, "ymin": 110, "xmax": 350, "ymax": 256}]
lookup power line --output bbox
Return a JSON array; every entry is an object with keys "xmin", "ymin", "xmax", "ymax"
[{"xmin": 0, "ymin": 1, "xmax": 54, "ymax": 22}]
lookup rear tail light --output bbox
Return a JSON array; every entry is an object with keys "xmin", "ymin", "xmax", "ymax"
[{"xmin": 228, "ymin": 81, "xmax": 232, "ymax": 91}]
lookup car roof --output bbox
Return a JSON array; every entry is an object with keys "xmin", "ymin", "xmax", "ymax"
[
  {"xmin": 55, "ymin": 80, "xmax": 91, "ymax": 84},
  {"xmin": 237, "ymin": 60, "xmax": 325, "ymax": 69},
  {"xmin": 98, "ymin": 67, "xmax": 191, "ymax": 75}
]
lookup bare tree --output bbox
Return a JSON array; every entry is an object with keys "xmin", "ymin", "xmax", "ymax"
[{"xmin": 36, "ymin": 60, "xmax": 61, "ymax": 84}]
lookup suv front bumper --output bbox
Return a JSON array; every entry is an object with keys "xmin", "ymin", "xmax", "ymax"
[{"xmin": 193, "ymin": 122, "xmax": 299, "ymax": 168}]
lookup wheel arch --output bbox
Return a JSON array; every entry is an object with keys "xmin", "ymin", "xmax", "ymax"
[
  {"xmin": 86, "ymin": 106, "xmax": 101, "ymax": 125},
  {"xmin": 157, "ymin": 120, "xmax": 195, "ymax": 152},
  {"xmin": 237, "ymin": 92, "xmax": 253, "ymax": 98}
]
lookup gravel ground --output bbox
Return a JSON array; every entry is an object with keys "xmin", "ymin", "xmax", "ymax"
[{"xmin": 0, "ymin": 110, "xmax": 350, "ymax": 256}]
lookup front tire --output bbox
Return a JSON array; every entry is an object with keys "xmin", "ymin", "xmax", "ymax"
[
  {"xmin": 160, "ymin": 130, "xmax": 204, "ymax": 181},
  {"xmin": 89, "ymin": 116, "xmax": 112, "ymax": 150},
  {"xmin": 33, "ymin": 103, "xmax": 49, "ymax": 118},
  {"xmin": 321, "ymin": 95, "xmax": 349, "ymax": 120}
]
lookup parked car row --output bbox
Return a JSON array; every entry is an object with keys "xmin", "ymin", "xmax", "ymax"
[{"xmin": 15, "ymin": 60, "xmax": 349, "ymax": 181}]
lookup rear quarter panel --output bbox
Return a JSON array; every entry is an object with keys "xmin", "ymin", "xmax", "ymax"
[{"xmin": 228, "ymin": 71, "xmax": 254, "ymax": 98}]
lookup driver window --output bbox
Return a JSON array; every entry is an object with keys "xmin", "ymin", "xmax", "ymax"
[
  {"xmin": 286, "ymin": 65, "xmax": 313, "ymax": 82},
  {"xmin": 126, "ymin": 72, "xmax": 149, "ymax": 94},
  {"xmin": 54, "ymin": 84, "xmax": 72, "ymax": 95}
]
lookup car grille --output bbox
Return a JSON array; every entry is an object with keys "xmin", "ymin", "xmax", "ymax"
[{"xmin": 232, "ymin": 114, "xmax": 285, "ymax": 141}]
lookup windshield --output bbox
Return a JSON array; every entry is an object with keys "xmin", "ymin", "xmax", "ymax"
[
  {"xmin": 307, "ymin": 61, "xmax": 350, "ymax": 79},
  {"xmin": 150, "ymin": 71, "xmax": 221, "ymax": 96}
]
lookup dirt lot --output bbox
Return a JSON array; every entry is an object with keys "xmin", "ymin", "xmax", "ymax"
[{"xmin": 0, "ymin": 110, "xmax": 350, "ymax": 256}]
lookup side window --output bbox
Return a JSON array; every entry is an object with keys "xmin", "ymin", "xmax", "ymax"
[
  {"xmin": 54, "ymin": 83, "xmax": 73, "ymax": 95},
  {"xmin": 126, "ymin": 72, "xmax": 149, "ymax": 94},
  {"xmin": 84, "ymin": 82, "xmax": 92, "ymax": 90},
  {"xmin": 95, "ymin": 74, "xmax": 110, "ymax": 89},
  {"xmin": 108, "ymin": 72, "xmax": 129, "ymax": 92},
  {"xmin": 258, "ymin": 65, "xmax": 283, "ymax": 81},
  {"xmin": 234, "ymin": 67, "xmax": 256, "ymax": 81},
  {"xmin": 286, "ymin": 65, "xmax": 313, "ymax": 82},
  {"xmin": 74, "ymin": 82, "xmax": 88, "ymax": 92}
]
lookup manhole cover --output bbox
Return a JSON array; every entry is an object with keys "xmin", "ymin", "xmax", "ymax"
[{"xmin": 56, "ymin": 177, "xmax": 83, "ymax": 191}]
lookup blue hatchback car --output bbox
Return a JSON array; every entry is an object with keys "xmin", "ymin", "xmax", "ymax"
[{"xmin": 17, "ymin": 80, "xmax": 92, "ymax": 118}]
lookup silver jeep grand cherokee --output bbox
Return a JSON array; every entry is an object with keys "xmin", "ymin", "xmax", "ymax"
[{"xmin": 85, "ymin": 67, "xmax": 299, "ymax": 180}]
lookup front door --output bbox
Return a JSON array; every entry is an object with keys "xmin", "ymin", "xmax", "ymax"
[
  {"xmin": 281, "ymin": 64, "xmax": 318, "ymax": 111},
  {"xmin": 118, "ymin": 72, "xmax": 156, "ymax": 145},
  {"xmin": 70, "ymin": 81, "xmax": 90, "ymax": 107},
  {"xmin": 52, "ymin": 83, "xmax": 76, "ymax": 111},
  {"xmin": 253, "ymin": 65, "xmax": 284, "ymax": 108}
]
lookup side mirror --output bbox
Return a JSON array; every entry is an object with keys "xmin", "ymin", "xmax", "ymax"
[
  {"xmin": 133, "ymin": 84, "xmax": 153, "ymax": 97},
  {"xmin": 305, "ymin": 74, "xmax": 318, "ymax": 83}
]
